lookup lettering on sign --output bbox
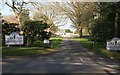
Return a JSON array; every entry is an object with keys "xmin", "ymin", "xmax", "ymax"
[
  {"xmin": 5, "ymin": 32, "xmax": 24, "ymax": 45},
  {"xmin": 106, "ymin": 37, "xmax": 120, "ymax": 51}
]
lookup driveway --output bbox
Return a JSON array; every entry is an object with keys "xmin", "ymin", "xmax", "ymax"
[{"xmin": 2, "ymin": 39, "xmax": 120, "ymax": 74}]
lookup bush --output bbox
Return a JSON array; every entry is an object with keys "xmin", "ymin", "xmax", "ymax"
[
  {"xmin": 91, "ymin": 18, "xmax": 114, "ymax": 42},
  {"xmin": 23, "ymin": 20, "xmax": 52, "ymax": 45}
]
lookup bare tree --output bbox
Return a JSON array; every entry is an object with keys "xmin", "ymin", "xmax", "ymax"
[
  {"xmin": 3, "ymin": 0, "xmax": 30, "ymax": 30},
  {"xmin": 53, "ymin": 2, "xmax": 98, "ymax": 37},
  {"xmin": 31, "ymin": 2, "xmax": 68, "ymax": 34}
]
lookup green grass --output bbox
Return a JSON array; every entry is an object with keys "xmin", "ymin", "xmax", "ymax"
[
  {"xmin": 74, "ymin": 38, "xmax": 120, "ymax": 59},
  {"xmin": 50, "ymin": 37, "xmax": 63, "ymax": 49},
  {"xmin": 2, "ymin": 37, "xmax": 63, "ymax": 58}
]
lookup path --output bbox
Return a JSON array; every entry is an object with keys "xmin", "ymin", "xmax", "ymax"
[{"xmin": 2, "ymin": 39, "xmax": 119, "ymax": 74}]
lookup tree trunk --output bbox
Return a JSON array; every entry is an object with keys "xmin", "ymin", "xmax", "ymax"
[
  {"xmin": 79, "ymin": 28, "xmax": 83, "ymax": 38},
  {"xmin": 117, "ymin": 13, "xmax": 120, "ymax": 38},
  {"xmin": 17, "ymin": 16, "xmax": 20, "ymax": 29}
]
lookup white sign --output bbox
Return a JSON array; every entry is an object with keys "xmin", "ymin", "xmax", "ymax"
[
  {"xmin": 106, "ymin": 37, "xmax": 120, "ymax": 51},
  {"xmin": 5, "ymin": 32, "xmax": 24, "ymax": 45},
  {"xmin": 43, "ymin": 39, "xmax": 49, "ymax": 44}
]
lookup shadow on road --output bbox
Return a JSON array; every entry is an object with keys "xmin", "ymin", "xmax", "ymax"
[{"xmin": 2, "ymin": 39, "xmax": 119, "ymax": 74}]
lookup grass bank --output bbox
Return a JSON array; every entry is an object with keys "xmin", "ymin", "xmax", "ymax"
[
  {"xmin": 50, "ymin": 37, "xmax": 63, "ymax": 49},
  {"xmin": 2, "ymin": 38, "xmax": 63, "ymax": 58},
  {"xmin": 74, "ymin": 38, "xmax": 120, "ymax": 59}
]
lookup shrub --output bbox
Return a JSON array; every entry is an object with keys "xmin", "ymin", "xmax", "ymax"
[{"xmin": 91, "ymin": 18, "xmax": 114, "ymax": 42}]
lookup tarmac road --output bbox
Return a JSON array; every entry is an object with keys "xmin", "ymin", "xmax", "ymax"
[{"xmin": 2, "ymin": 39, "xmax": 120, "ymax": 74}]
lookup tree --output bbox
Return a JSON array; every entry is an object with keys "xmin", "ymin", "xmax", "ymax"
[
  {"xmin": 91, "ymin": 2, "xmax": 120, "ymax": 42},
  {"xmin": 4, "ymin": 0, "xmax": 30, "ymax": 30},
  {"xmin": 2, "ymin": 20, "xmax": 19, "ymax": 45},
  {"xmin": 31, "ymin": 2, "xmax": 68, "ymax": 34},
  {"xmin": 53, "ymin": 2, "xmax": 98, "ymax": 37},
  {"xmin": 23, "ymin": 20, "xmax": 50, "ymax": 46},
  {"xmin": 65, "ymin": 29, "xmax": 73, "ymax": 33},
  {"xmin": 115, "ymin": 2, "xmax": 120, "ymax": 38}
]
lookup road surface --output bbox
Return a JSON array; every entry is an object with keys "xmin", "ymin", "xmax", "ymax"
[{"xmin": 2, "ymin": 39, "xmax": 120, "ymax": 74}]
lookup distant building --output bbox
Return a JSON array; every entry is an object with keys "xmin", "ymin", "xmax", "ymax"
[
  {"xmin": 55, "ymin": 29, "xmax": 66, "ymax": 37},
  {"xmin": 55, "ymin": 29, "xmax": 79, "ymax": 38}
]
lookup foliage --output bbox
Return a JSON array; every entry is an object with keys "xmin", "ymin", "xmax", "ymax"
[
  {"xmin": 53, "ymin": 2, "xmax": 98, "ymax": 37},
  {"xmin": 91, "ymin": 2, "xmax": 120, "ymax": 42},
  {"xmin": 20, "ymin": 9, "xmax": 30, "ymax": 28},
  {"xmin": 115, "ymin": 2, "xmax": 120, "ymax": 38},
  {"xmin": 5, "ymin": 0, "xmax": 30, "ymax": 29},
  {"xmin": 32, "ymin": 11, "xmax": 48, "ymax": 22},
  {"xmin": 2, "ymin": 20, "xmax": 20, "ymax": 45},
  {"xmin": 2, "ymin": 19, "xmax": 51, "ymax": 47},
  {"xmin": 2, "ymin": 20, "xmax": 19, "ymax": 35},
  {"xmin": 65, "ymin": 29, "xmax": 73, "ymax": 33},
  {"xmin": 31, "ymin": 3, "xmax": 65, "ymax": 34},
  {"xmin": 32, "ymin": 11, "xmax": 58, "ymax": 34},
  {"xmin": 23, "ymin": 20, "xmax": 51, "ymax": 46},
  {"xmin": 91, "ymin": 18, "xmax": 114, "ymax": 42}
]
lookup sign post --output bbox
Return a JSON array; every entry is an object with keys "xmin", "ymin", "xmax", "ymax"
[
  {"xmin": 106, "ymin": 37, "xmax": 120, "ymax": 51},
  {"xmin": 5, "ymin": 32, "xmax": 24, "ymax": 46}
]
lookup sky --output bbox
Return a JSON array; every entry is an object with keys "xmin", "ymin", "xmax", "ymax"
[
  {"xmin": 1, "ymin": 0, "xmax": 14, "ymax": 16},
  {"xmin": 1, "ymin": 0, "xmax": 119, "ymax": 32},
  {"xmin": 1, "ymin": 0, "xmax": 76, "ymax": 32}
]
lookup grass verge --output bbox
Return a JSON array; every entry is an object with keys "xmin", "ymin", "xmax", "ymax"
[
  {"xmin": 74, "ymin": 38, "xmax": 120, "ymax": 60},
  {"xmin": 2, "ymin": 38, "xmax": 63, "ymax": 58},
  {"xmin": 50, "ymin": 37, "xmax": 63, "ymax": 49}
]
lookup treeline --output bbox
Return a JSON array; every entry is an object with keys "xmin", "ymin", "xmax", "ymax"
[
  {"xmin": 3, "ymin": 1, "xmax": 120, "ymax": 44},
  {"xmin": 47, "ymin": 2, "xmax": 120, "ymax": 42},
  {"xmin": 2, "ymin": 20, "xmax": 51, "ymax": 46},
  {"xmin": 91, "ymin": 2, "xmax": 120, "ymax": 42}
]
